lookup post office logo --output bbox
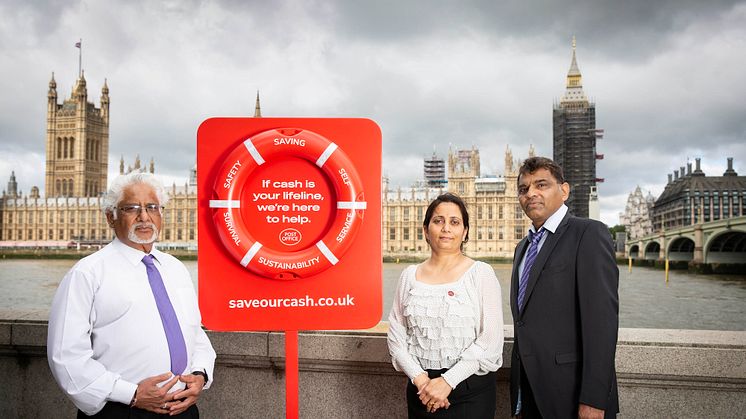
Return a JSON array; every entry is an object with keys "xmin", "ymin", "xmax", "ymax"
[{"xmin": 279, "ymin": 228, "xmax": 302, "ymax": 246}]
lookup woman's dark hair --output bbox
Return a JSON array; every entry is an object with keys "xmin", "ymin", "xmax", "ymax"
[{"xmin": 423, "ymin": 192, "xmax": 470, "ymax": 249}]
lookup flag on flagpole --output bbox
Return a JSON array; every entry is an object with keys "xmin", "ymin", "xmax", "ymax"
[{"xmin": 75, "ymin": 39, "xmax": 82, "ymax": 77}]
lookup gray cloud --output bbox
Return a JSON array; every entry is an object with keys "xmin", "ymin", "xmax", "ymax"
[{"xmin": 1, "ymin": 0, "xmax": 744, "ymax": 227}]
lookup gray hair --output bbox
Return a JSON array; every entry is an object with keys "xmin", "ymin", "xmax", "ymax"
[{"xmin": 102, "ymin": 172, "xmax": 169, "ymax": 218}]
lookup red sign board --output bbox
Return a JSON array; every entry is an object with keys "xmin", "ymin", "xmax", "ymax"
[{"xmin": 197, "ymin": 118, "xmax": 382, "ymax": 331}]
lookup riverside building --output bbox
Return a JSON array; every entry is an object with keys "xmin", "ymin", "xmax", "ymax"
[
  {"xmin": 0, "ymin": 73, "xmax": 111, "ymax": 247},
  {"xmin": 1, "ymin": 72, "xmax": 531, "ymax": 258},
  {"xmin": 619, "ymin": 186, "xmax": 656, "ymax": 240},
  {"xmin": 383, "ymin": 146, "xmax": 533, "ymax": 259},
  {"xmin": 651, "ymin": 158, "xmax": 746, "ymax": 231},
  {"xmin": 0, "ymin": 72, "xmax": 200, "ymax": 249}
]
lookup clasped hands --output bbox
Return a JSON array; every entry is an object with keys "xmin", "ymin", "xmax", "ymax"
[
  {"xmin": 132, "ymin": 372, "xmax": 206, "ymax": 416},
  {"xmin": 414, "ymin": 373, "xmax": 452, "ymax": 414}
]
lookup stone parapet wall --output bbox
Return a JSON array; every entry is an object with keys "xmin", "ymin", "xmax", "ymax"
[{"xmin": 2, "ymin": 320, "xmax": 744, "ymax": 418}]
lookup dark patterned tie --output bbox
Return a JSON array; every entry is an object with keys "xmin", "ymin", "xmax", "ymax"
[
  {"xmin": 142, "ymin": 255, "xmax": 187, "ymax": 374},
  {"xmin": 518, "ymin": 228, "xmax": 546, "ymax": 312}
]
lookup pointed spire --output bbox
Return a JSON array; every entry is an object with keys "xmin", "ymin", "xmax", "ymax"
[
  {"xmin": 254, "ymin": 90, "xmax": 262, "ymax": 117},
  {"xmin": 101, "ymin": 78, "xmax": 110, "ymax": 123},
  {"xmin": 568, "ymin": 35, "xmax": 581, "ymax": 77},
  {"xmin": 560, "ymin": 36, "xmax": 588, "ymax": 104},
  {"xmin": 504, "ymin": 145, "xmax": 514, "ymax": 174},
  {"xmin": 74, "ymin": 70, "xmax": 87, "ymax": 98},
  {"xmin": 119, "ymin": 155, "xmax": 124, "ymax": 174},
  {"xmin": 48, "ymin": 72, "xmax": 58, "ymax": 101},
  {"xmin": 7, "ymin": 171, "xmax": 18, "ymax": 197}
]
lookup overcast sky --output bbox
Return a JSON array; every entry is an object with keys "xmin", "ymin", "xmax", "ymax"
[{"xmin": 1, "ymin": 0, "xmax": 744, "ymax": 226}]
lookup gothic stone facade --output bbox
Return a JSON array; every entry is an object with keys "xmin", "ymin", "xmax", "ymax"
[
  {"xmin": 383, "ymin": 147, "xmax": 532, "ymax": 259},
  {"xmin": 0, "ymin": 73, "xmax": 198, "ymax": 249},
  {"xmin": 2, "ymin": 75, "xmax": 532, "ymax": 256}
]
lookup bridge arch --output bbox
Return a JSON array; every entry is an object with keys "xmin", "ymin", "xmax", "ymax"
[
  {"xmin": 629, "ymin": 244, "xmax": 640, "ymax": 259},
  {"xmin": 704, "ymin": 230, "xmax": 746, "ymax": 264},
  {"xmin": 644, "ymin": 241, "xmax": 660, "ymax": 260},
  {"xmin": 668, "ymin": 236, "xmax": 695, "ymax": 262}
]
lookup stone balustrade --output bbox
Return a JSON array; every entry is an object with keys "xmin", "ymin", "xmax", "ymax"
[{"xmin": 2, "ymin": 320, "xmax": 744, "ymax": 418}]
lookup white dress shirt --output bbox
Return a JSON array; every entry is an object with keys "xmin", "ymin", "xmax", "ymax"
[
  {"xmin": 47, "ymin": 238, "xmax": 216, "ymax": 415},
  {"xmin": 387, "ymin": 261, "xmax": 504, "ymax": 389}
]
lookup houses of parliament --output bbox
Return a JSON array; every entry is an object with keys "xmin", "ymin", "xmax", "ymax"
[
  {"xmin": 0, "ymin": 72, "xmax": 197, "ymax": 249},
  {"xmin": 0, "ymin": 69, "xmax": 532, "ymax": 258}
]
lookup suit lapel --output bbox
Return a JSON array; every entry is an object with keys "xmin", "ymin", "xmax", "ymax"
[
  {"xmin": 511, "ymin": 237, "xmax": 529, "ymax": 320},
  {"xmin": 520, "ymin": 213, "xmax": 572, "ymax": 317}
]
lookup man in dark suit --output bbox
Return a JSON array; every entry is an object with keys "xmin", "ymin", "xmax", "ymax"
[{"xmin": 510, "ymin": 157, "xmax": 619, "ymax": 418}]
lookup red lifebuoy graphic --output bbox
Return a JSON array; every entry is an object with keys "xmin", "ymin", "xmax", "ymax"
[{"xmin": 209, "ymin": 128, "xmax": 366, "ymax": 280}]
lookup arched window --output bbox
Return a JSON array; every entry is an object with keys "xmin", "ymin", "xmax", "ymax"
[
  {"xmin": 69, "ymin": 179, "xmax": 74, "ymax": 196},
  {"xmin": 56, "ymin": 179, "xmax": 61, "ymax": 196},
  {"xmin": 63, "ymin": 138, "xmax": 68, "ymax": 158},
  {"xmin": 57, "ymin": 138, "xmax": 62, "ymax": 158},
  {"xmin": 69, "ymin": 137, "xmax": 74, "ymax": 159}
]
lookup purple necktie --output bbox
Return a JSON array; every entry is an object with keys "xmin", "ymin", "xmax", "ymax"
[
  {"xmin": 142, "ymin": 255, "xmax": 187, "ymax": 375},
  {"xmin": 518, "ymin": 228, "xmax": 546, "ymax": 312}
]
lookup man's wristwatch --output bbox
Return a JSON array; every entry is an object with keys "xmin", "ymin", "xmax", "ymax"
[{"xmin": 192, "ymin": 370, "xmax": 208, "ymax": 385}]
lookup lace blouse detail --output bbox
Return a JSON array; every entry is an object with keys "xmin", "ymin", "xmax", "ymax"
[
  {"xmin": 403, "ymin": 278, "xmax": 477, "ymax": 370},
  {"xmin": 387, "ymin": 261, "xmax": 505, "ymax": 388}
]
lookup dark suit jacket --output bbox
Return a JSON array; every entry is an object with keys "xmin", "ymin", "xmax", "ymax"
[{"xmin": 510, "ymin": 212, "xmax": 619, "ymax": 418}]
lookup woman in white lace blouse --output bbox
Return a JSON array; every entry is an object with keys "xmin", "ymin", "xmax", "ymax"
[{"xmin": 387, "ymin": 193, "xmax": 504, "ymax": 418}]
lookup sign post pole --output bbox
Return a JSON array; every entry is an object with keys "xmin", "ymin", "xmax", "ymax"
[{"xmin": 285, "ymin": 330, "xmax": 299, "ymax": 419}]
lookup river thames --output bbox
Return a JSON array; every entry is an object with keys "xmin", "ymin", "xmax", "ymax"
[{"xmin": 1, "ymin": 259, "xmax": 744, "ymax": 330}]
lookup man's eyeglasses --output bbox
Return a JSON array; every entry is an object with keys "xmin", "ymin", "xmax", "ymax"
[{"xmin": 117, "ymin": 204, "xmax": 164, "ymax": 216}]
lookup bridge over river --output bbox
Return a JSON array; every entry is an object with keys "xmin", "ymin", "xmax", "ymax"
[{"xmin": 626, "ymin": 215, "xmax": 746, "ymax": 265}]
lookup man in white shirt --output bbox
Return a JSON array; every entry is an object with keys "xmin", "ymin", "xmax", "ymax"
[{"xmin": 48, "ymin": 172, "xmax": 216, "ymax": 418}]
